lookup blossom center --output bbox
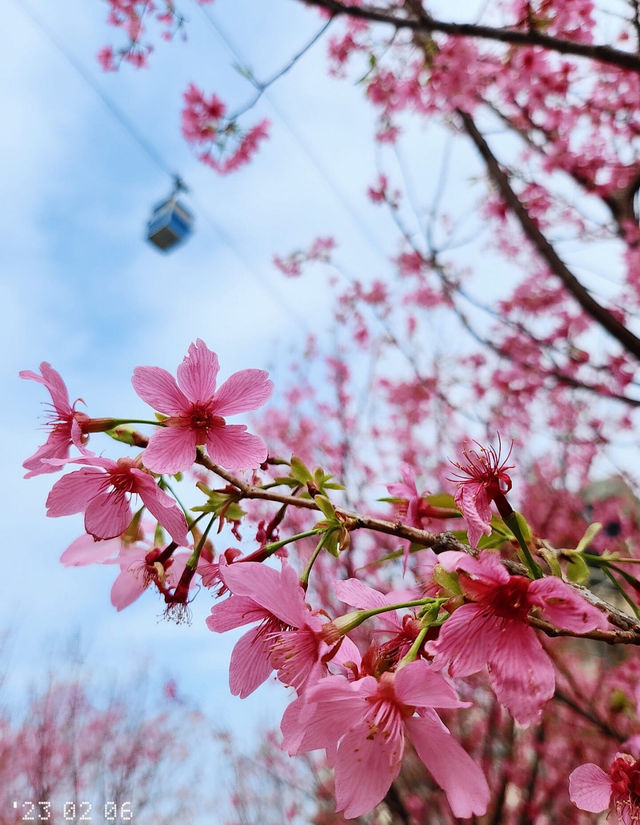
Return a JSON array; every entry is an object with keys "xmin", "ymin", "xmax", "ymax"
[
  {"xmin": 187, "ymin": 404, "xmax": 225, "ymax": 443},
  {"xmin": 484, "ymin": 576, "xmax": 531, "ymax": 620}
]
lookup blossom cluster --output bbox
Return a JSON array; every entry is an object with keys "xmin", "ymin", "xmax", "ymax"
[{"xmin": 22, "ymin": 340, "xmax": 639, "ymax": 822}]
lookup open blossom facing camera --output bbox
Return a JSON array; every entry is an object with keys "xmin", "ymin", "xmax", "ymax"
[
  {"xmin": 132, "ymin": 339, "xmax": 273, "ymax": 474},
  {"xmin": 570, "ymin": 754, "xmax": 640, "ymax": 824},
  {"xmin": 428, "ymin": 551, "xmax": 607, "ymax": 725}
]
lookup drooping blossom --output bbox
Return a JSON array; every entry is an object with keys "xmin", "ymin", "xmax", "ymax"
[
  {"xmin": 283, "ymin": 659, "xmax": 490, "ymax": 819},
  {"xmin": 59, "ymin": 532, "xmax": 190, "ymax": 611},
  {"xmin": 427, "ymin": 551, "xmax": 607, "ymax": 725},
  {"xmin": 386, "ymin": 465, "xmax": 431, "ymax": 528},
  {"xmin": 132, "ymin": 339, "xmax": 272, "ymax": 474},
  {"xmin": 570, "ymin": 753, "xmax": 640, "ymax": 824},
  {"xmin": 449, "ymin": 440, "xmax": 515, "ymax": 547},
  {"xmin": 20, "ymin": 362, "xmax": 109, "ymax": 478},
  {"xmin": 206, "ymin": 559, "xmax": 330, "ymax": 698},
  {"xmin": 46, "ymin": 455, "xmax": 189, "ymax": 545}
]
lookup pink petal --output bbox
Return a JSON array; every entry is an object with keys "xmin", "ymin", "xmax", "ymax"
[
  {"xmin": 529, "ymin": 577, "xmax": 607, "ymax": 632},
  {"xmin": 335, "ymin": 578, "xmax": 389, "ymax": 609},
  {"xmin": 60, "ymin": 534, "xmax": 121, "ymax": 566},
  {"xmin": 405, "ymin": 715, "xmax": 490, "ymax": 818},
  {"xmin": 228, "ymin": 626, "xmax": 274, "ymax": 698},
  {"xmin": 20, "ymin": 362, "xmax": 71, "ymax": 414},
  {"xmin": 428, "ymin": 603, "xmax": 497, "ymax": 677},
  {"xmin": 394, "ymin": 660, "xmax": 468, "ymax": 709},
  {"xmin": 212, "ymin": 369, "xmax": 273, "ymax": 416},
  {"xmin": 334, "ymin": 718, "xmax": 404, "ymax": 818},
  {"xmin": 84, "ymin": 489, "xmax": 132, "ymax": 539},
  {"xmin": 205, "ymin": 424, "xmax": 267, "ymax": 470},
  {"xmin": 220, "ymin": 561, "xmax": 308, "ymax": 628},
  {"xmin": 132, "ymin": 366, "xmax": 189, "ymax": 415},
  {"xmin": 569, "ymin": 763, "xmax": 612, "ymax": 812},
  {"xmin": 291, "ymin": 675, "xmax": 375, "ymax": 755},
  {"xmin": 46, "ymin": 468, "xmax": 104, "ymax": 517},
  {"xmin": 110, "ymin": 567, "xmax": 146, "ymax": 611},
  {"xmin": 176, "ymin": 339, "xmax": 220, "ymax": 402},
  {"xmin": 133, "ymin": 471, "xmax": 189, "ymax": 545},
  {"xmin": 141, "ymin": 426, "xmax": 198, "ymax": 474},
  {"xmin": 23, "ymin": 431, "xmax": 73, "ymax": 477},
  {"xmin": 487, "ymin": 621, "xmax": 555, "ymax": 725},
  {"xmin": 455, "ymin": 484, "xmax": 492, "ymax": 548},
  {"xmin": 206, "ymin": 595, "xmax": 269, "ymax": 632}
]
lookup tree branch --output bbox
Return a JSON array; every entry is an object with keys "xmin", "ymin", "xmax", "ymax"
[
  {"xmin": 301, "ymin": 0, "xmax": 640, "ymax": 73},
  {"xmin": 458, "ymin": 110, "xmax": 640, "ymax": 361}
]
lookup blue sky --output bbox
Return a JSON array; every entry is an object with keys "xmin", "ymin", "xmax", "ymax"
[{"xmin": 3, "ymin": 0, "xmax": 410, "ymax": 754}]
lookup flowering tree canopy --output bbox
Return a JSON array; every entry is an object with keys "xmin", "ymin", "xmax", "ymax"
[{"xmin": 20, "ymin": 0, "xmax": 640, "ymax": 822}]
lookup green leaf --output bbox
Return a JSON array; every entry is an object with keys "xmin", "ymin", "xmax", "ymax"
[
  {"xmin": 433, "ymin": 565, "xmax": 461, "ymax": 595},
  {"xmin": 315, "ymin": 495, "xmax": 337, "ymax": 522},
  {"xmin": 567, "ymin": 554, "xmax": 590, "ymax": 585},
  {"xmin": 425, "ymin": 492, "xmax": 457, "ymax": 509},
  {"xmin": 290, "ymin": 456, "xmax": 313, "ymax": 485},
  {"xmin": 575, "ymin": 522, "xmax": 603, "ymax": 554},
  {"xmin": 539, "ymin": 546, "xmax": 562, "ymax": 578}
]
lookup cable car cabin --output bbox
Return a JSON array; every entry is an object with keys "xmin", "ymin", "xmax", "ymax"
[{"xmin": 146, "ymin": 196, "xmax": 193, "ymax": 252}]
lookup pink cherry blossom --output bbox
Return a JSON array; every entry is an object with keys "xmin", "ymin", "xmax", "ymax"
[
  {"xmin": 46, "ymin": 455, "xmax": 188, "ymax": 545},
  {"xmin": 428, "ymin": 551, "xmax": 607, "ymax": 725},
  {"xmin": 450, "ymin": 440, "xmax": 515, "ymax": 547},
  {"xmin": 20, "ymin": 362, "xmax": 92, "ymax": 478},
  {"xmin": 206, "ymin": 559, "xmax": 329, "ymax": 698},
  {"xmin": 110, "ymin": 546, "xmax": 189, "ymax": 611},
  {"xmin": 283, "ymin": 660, "xmax": 490, "ymax": 819},
  {"xmin": 132, "ymin": 339, "xmax": 272, "ymax": 474},
  {"xmin": 570, "ymin": 754, "xmax": 640, "ymax": 824}
]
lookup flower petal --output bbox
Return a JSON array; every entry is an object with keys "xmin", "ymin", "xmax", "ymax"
[
  {"xmin": 141, "ymin": 426, "xmax": 198, "ymax": 475},
  {"xmin": 395, "ymin": 660, "xmax": 468, "ymax": 709},
  {"xmin": 405, "ymin": 715, "xmax": 490, "ymax": 818},
  {"xmin": 46, "ymin": 468, "xmax": 104, "ymax": 517},
  {"xmin": 455, "ymin": 484, "xmax": 492, "ymax": 549},
  {"xmin": 212, "ymin": 369, "xmax": 273, "ymax": 416},
  {"xmin": 60, "ymin": 534, "xmax": 121, "ymax": 566},
  {"xmin": 334, "ymin": 717, "xmax": 404, "ymax": 819},
  {"xmin": 206, "ymin": 595, "xmax": 269, "ymax": 632},
  {"xmin": 20, "ymin": 362, "xmax": 71, "ymax": 415},
  {"xmin": 488, "ymin": 621, "xmax": 555, "ymax": 725},
  {"xmin": 220, "ymin": 561, "xmax": 308, "ymax": 628},
  {"xmin": 428, "ymin": 603, "xmax": 498, "ymax": 678},
  {"xmin": 205, "ymin": 424, "xmax": 267, "ymax": 470},
  {"xmin": 84, "ymin": 490, "xmax": 132, "ymax": 540},
  {"xmin": 111, "ymin": 567, "xmax": 146, "ymax": 611},
  {"xmin": 176, "ymin": 339, "xmax": 220, "ymax": 402},
  {"xmin": 227, "ymin": 626, "xmax": 274, "ymax": 698},
  {"xmin": 529, "ymin": 577, "xmax": 607, "ymax": 632},
  {"xmin": 132, "ymin": 366, "xmax": 189, "ymax": 415},
  {"xmin": 133, "ymin": 470, "xmax": 189, "ymax": 545},
  {"xmin": 569, "ymin": 763, "xmax": 612, "ymax": 812}
]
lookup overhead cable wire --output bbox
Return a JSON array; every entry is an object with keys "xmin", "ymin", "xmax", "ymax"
[
  {"xmin": 193, "ymin": 1, "xmax": 391, "ymax": 260},
  {"xmin": 10, "ymin": 0, "xmax": 310, "ymax": 332}
]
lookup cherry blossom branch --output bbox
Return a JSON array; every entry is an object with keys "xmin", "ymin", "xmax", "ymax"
[
  {"xmin": 196, "ymin": 452, "xmax": 470, "ymax": 552},
  {"xmin": 299, "ymin": 0, "xmax": 640, "ymax": 74},
  {"xmin": 458, "ymin": 110, "xmax": 640, "ymax": 362}
]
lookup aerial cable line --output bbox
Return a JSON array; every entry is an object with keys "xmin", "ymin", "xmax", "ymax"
[
  {"xmin": 194, "ymin": 1, "xmax": 391, "ymax": 260},
  {"xmin": 10, "ymin": 0, "xmax": 311, "ymax": 331}
]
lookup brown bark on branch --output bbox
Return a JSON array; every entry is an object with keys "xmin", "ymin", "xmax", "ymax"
[
  {"xmin": 301, "ymin": 0, "xmax": 640, "ymax": 74},
  {"xmin": 458, "ymin": 110, "xmax": 640, "ymax": 362}
]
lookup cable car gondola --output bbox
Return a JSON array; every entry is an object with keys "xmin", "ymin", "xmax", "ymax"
[{"xmin": 146, "ymin": 177, "xmax": 194, "ymax": 252}]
